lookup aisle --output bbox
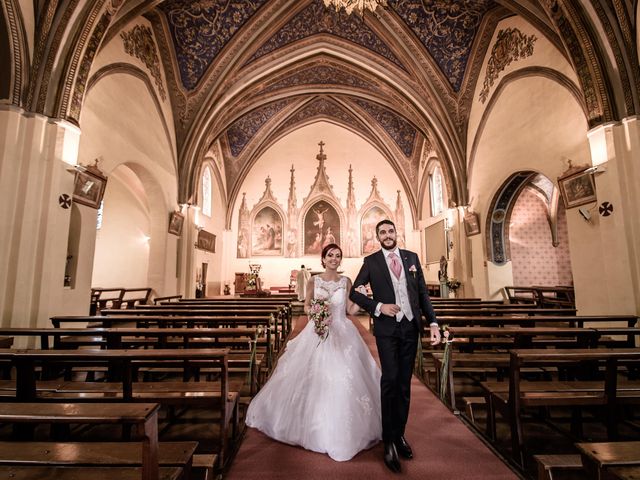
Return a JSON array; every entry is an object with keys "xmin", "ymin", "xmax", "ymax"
[{"xmin": 225, "ymin": 316, "xmax": 519, "ymax": 480}]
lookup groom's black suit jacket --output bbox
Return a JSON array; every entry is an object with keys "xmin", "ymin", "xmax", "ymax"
[{"xmin": 350, "ymin": 249, "xmax": 437, "ymax": 337}]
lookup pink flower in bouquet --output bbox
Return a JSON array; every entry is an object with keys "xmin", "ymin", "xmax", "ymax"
[{"xmin": 309, "ymin": 298, "xmax": 332, "ymax": 342}]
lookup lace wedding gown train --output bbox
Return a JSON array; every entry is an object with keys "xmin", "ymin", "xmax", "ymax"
[{"xmin": 246, "ymin": 276, "xmax": 382, "ymax": 461}]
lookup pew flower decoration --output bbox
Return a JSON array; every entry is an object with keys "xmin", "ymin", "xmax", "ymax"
[
  {"xmin": 309, "ymin": 298, "xmax": 332, "ymax": 343},
  {"xmin": 439, "ymin": 326, "xmax": 455, "ymax": 403},
  {"xmin": 446, "ymin": 278, "xmax": 461, "ymax": 291},
  {"xmin": 408, "ymin": 265, "xmax": 417, "ymax": 279}
]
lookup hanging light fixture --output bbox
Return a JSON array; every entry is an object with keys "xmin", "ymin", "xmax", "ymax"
[{"xmin": 322, "ymin": 0, "xmax": 388, "ymax": 16}]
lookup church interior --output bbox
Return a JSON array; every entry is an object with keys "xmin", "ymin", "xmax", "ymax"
[{"xmin": 1, "ymin": 0, "xmax": 639, "ymax": 479}]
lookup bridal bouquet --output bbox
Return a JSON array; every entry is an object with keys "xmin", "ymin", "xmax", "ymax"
[{"xmin": 309, "ymin": 298, "xmax": 332, "ymax": 342}]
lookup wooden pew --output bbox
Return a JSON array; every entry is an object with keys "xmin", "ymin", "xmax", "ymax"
[
  {"xmin": 433, "ymin": 306, "xmax": 577, "ymax": 316},
  {"xmin": 0, "ymin": 441, "xmax": 197, "ymax": 477},
  {"xmin": 50, "ymin": 316, "xmax": 279, "ymax": 369},
  {"xmin": 121, "ymin": 288, "xmax": 153, "ymax": 309},
  {"xmin": 440, "ymin": 326, "xmax": 600, "ymax": 351},
  {"xmin": 103, "ymin": 309, "xmax": 286, "ymax": 354},
  {"xmin": 0, "ymin": 348, "xmax": 238, "ymax": 465},
  {"xmin": 0, "ymin": 402, "xmax": 167, "ymax": 480},
  {"xmin": 433, "ymin": 314, "xmax": 638, "ymax": 328},
  {"xmin": 153, "ymin": 295, "xmax": 183, "ymax": 305},
  {"xmin": 504, "ymin": 285, "xmax": 576, "ymax": 309},
  {"xmin": 429, "ymin": 324, "xmax": 640, "ymax": 409},
  {"xmin": 484, "ymin": 348, "xmax": 640, "ymax": 466},
  {"xmin": 0, "ymin": 327, "xmax": 265, "ymax": 395},
  {"xmin": 91, "ymin": 288, "xmax": 125, "ymax": 310},
  {"xmin": 576, "ymin": 441, "xmax": 640, "ymax": 480}
]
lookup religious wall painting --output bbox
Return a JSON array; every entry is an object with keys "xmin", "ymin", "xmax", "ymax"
[
  {"xmin": 558, "ymin": 169, "xmax": 597, "ymax": 209},
  {"xmin": 304, "ymin": 201, "xmax": 340, "ymax": 255},
  {"xmin": 361, "ymin": 206, "xmax": 387, "ymax": 255},
  {"xmin": 252, "ymin": 207, "xmax": 283, "ymax": 256}
]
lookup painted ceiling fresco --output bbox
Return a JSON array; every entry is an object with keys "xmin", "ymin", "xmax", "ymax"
[
  {"xmin": 279, "ymin": 97, "xmax": 366, "ymax": 134},
  {"xmin": 159, "ymin": 0, "xmax": 268, "ymax": 90},
  {"xmin": 160, "ymin": 0, "xmax": 496, "ymax": 92},
  {"xmin": 247, "ymin": 0, "xmax": 405, "ymax": 69},
  {"xmin": 225, "ymin": 95, "xmax": 417, "ymax": 159},
  {"xmin": 353, "ymin": 98, "xmax": 417, "ymax": 157},
  {"xmin": 261, "ymin": 64, "xmax": 377, "ymax": 94},
  {"xmin": 226, "ymin": 99, "xmax": 292, "ymax": 157},
  {"xmin": 390, "ymin": 0, "xmax": 496, "ymax": 91}
]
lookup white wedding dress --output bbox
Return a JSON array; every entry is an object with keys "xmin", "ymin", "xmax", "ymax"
[{"xmin": 246, "ymin": 275, "xmax": 382, "ymax": 461}]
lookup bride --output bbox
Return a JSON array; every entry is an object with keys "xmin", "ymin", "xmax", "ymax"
[{"xmin": 245, "ymin": 243, "xmax": 382, "ymax": 461}]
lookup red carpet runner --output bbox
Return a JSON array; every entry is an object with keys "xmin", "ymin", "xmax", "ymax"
[{"xmin": 226, "ymin": 316, "xmax": 519, "ymax": 479}]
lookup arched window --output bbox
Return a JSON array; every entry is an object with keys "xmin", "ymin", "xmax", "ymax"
[
  {"xmin": 429, "ymin": 165, "xmax": 444, "ymax": 217},
  {"xmin": 202, "ymin": 166, "xmax": 212, "ymax": 217}
]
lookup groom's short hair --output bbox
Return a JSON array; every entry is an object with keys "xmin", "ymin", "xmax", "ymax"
[{"xmin": 375, "ymin": 219, "xmax": 395, "ymax": 234}]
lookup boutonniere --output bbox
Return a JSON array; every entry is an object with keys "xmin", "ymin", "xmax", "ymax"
[{"xmin": 408, "ymin": 265, "xmax": 417, "ymax": 278}]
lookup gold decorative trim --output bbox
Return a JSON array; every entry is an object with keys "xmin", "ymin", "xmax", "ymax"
[
  {"xmin": 120, "ymin": 24, "xmax": 166, "ymax": 101},
  {"xmin": 479, "ymin": 28, "xmax": 537, "ymax": 104}
]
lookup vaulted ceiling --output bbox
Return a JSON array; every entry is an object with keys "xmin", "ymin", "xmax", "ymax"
[
  {"xmin": 143, "ymin": 0, "xmax": 519, "ymax": 208},
  {"xmin": 5, "ymin": 0, "xmax": 638, "ymax": 219}
]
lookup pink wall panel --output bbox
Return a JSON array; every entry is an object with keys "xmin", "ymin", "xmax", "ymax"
[{"xmin": 509, "ymin": 188, "xmax": 573, "ymax": 286}]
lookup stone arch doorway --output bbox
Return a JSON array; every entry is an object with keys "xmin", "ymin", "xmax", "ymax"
[
  {"xmin": 486, "ymin": 171, "xmax": 573, "ymax": 288},
  {"xmin": 91, "ymin": 163, "xmax": 169, "ymax": 292}
]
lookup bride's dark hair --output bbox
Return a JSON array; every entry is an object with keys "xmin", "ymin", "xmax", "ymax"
[{"xmin": 321, "ymin": 243, "xmax": 342, "ymax": 268}]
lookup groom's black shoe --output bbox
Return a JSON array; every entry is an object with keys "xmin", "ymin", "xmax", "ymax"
[
  {"xmin": 383, "ymin": 441, "xmax": 401, "ymax": 473},
  {"xmin": 395, "ymin": 435, "xmax": 413, "ymax": 459}
]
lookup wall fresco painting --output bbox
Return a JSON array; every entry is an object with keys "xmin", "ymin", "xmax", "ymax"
[
  {"xmin": 304, "ymin": 201, "xmax": 340, "ymax": 255},
  {"xmin": 252, "ymin": 207, "xmax": 283, "ymax": 256},
  {"xmin": 361, "ymin": 206, "xmax": 387, "ymax": 255}
]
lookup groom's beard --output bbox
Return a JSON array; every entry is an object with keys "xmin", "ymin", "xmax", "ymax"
[{"xmin": 380, "ymin": 238, "xmax": 397, "ymax": 250}]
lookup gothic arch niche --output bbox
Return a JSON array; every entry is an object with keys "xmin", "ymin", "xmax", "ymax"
[
  {"xmin": 303, "ymin": 200, "xmax": 341, "ymax": 256},
  {"xmin": 485, "ymin": 171, "xmax": 536, "ymax": 265},
  {"xmin": 486, "ymin": 171, "xmax": 572, "ymax": 286},
  {"xmin": 251, "ymin": 206, "xmax": 284, "ymax": 256}
]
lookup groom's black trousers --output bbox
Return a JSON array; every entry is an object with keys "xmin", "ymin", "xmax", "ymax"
[{"xmin": 375, "ymin": 317, "xmax": 419, "ymax": 443}]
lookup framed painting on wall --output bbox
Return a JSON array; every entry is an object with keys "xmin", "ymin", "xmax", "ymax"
[
  {"xmin": 196, "ymin": 229, "xmax": 216, "ymax": 253},
  {"xmin": 252, "ymin": 207, "xmax": 283, "ymax": 256},
  {"xmin": 304, "ymin": 201, "xmax": 340, "ymax": 255},
  {"xmin": 168, "ymin": 211, "xmax": 184, "ymax": 236},
  {"xmin": 463, "ymin": 211, "xmax": 481, "ymax": 236},
  {"xmin": 558, "ymin": 168, "xmax": 597, "ymax": 208},
  {"xmin": 73, "ymin": 166, "xmax": 107, "ymax": 209}
]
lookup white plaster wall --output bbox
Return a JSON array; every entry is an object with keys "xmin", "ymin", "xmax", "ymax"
[
  {"xmin": 78, "ymin": 72, "xmax": 178, "ymax": 296},
  {"xmin": 92, "ymin": 168, "xmax": 150, "ymax": 288},
  {"xmin": 468, "ymin": 16, "xmax": 579, "ymax": 162},
  {"xmin": 91, "ymin": 17, "xmax": 176, "ymax": 157},
  {"xmin": 192, "ymin": 160, "xmax": 227, "ymax": 296},
  {"xmin": 468, "ymin": 76, "xmax": 591, "ymax": 299},
  {"xmin": 227, "ymin": 122, "xmax": 416, "ymax": 289}
]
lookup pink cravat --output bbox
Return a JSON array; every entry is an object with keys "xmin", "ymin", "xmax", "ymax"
[{"xmin": 389, "ymin": 252, "xmax": 402, "ymax": 279}]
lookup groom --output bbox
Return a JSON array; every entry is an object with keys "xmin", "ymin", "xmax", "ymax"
[{"xmin": 350, "ymin": 219, "xmax": 440, "ymax": 473}]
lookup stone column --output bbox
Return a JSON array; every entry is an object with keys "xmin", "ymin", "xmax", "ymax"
[
  {"xmin": 574, "ymin": 117, "xmax": 640, "ymax": 315},
  {"xmin": 0, "ymin": 106, "xmax": 80, "ymax": 330}
]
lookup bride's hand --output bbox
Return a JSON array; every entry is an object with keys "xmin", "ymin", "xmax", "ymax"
[{"xmin": 355, "ymin": 285, "xmax": 367, "ymax": 295}]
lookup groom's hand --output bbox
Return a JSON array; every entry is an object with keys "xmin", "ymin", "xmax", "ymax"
[
  {"xmin": 380, "ymin": 304, "xmax": 401, "ymax": 316},
  {"xmin": 429, "ymin": 324, "xmax": 441, "ymax": 346}
]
